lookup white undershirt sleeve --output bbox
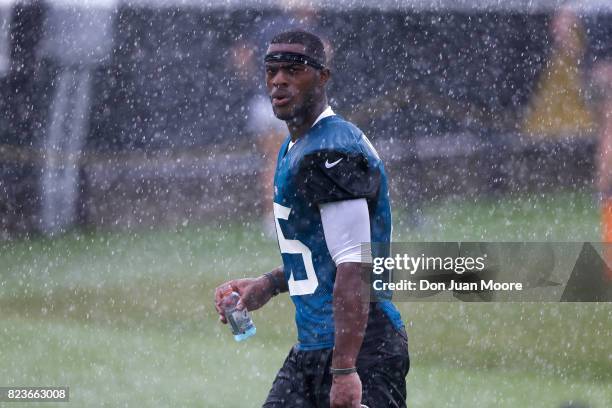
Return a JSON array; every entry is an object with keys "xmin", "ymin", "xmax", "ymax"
[{"xmin": 319, "ymin": 198, "xmax": 371, "ymax": 266}]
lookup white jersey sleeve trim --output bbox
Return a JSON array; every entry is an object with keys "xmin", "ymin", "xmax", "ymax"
[
  {"xmin": 312, "ymin": 105, "xmax": 335, "ymax": 127},
  {"xmin": 319, "ymin": 198, "xmax": 371, "ymax": 266}
]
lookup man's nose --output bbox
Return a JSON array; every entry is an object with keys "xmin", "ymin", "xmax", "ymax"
[{"xmin": 271, "ymin": 70, "xmax": 289, "ymax": 87}]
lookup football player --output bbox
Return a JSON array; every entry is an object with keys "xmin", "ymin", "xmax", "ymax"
[{"xmin": 215, "ymin": 29, "xmax": 409, "ymax": 408}]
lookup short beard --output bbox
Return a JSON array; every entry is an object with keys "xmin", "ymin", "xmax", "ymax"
[
  {"xmin": 273, "ymin": 104, "xmax": 301, "ymax": 122},
  {"xmin": 272, "ymin": 91, "xmax": 317, "ymax": 125},
  {"xmin": 274, "ymin": 105, "xmax": 308, "ymax": 126}
]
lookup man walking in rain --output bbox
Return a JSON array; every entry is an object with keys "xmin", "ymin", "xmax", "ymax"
[{"xmin": 215, "ymin": 30, "xmax": 409, "ymax": 407}]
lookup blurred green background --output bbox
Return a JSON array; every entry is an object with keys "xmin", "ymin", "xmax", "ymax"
[{"xmin": 1, "ymin": 190, "xmax": 611, "ymax": 407}]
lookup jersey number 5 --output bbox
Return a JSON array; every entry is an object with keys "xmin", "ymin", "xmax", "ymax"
[{"xmin": 273, "ymin": 202, "xmax": 319, "ymax": 296}]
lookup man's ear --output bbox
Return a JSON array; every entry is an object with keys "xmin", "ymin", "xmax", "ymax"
[{"xmin": 319, "ymin": 68, "xmax": 331, "ymax": 86}]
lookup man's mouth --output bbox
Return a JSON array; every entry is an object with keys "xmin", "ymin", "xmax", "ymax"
[{"xmin": 272, "ymin": 95, "xmax": 292, "ymax": 107}]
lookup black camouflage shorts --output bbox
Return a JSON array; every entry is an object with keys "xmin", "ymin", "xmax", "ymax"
[{"xmin": 263, "ymin": 306, "xmax": 409, "ymax": 408}]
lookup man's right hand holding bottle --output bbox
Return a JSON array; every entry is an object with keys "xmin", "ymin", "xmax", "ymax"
[{"xmin": 214, "ymin": 266, "xmax": 285, "ymax": 323}]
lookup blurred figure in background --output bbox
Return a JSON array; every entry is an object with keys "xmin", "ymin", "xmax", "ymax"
[
  {"xmin": 229, "ymin": 1, "xmax": 328, "ymax": 237},
  {"xmin": 593, "ymin": 58, "xmax": 612, "ymax": 276},
  {"xmin": 522, "ymin": 4, "xmax": 595, "ymax": 138},
  {"xmin": 576, "ymin": 1, "xmax": 612, "ymax": 276},
  {"xmin": 525, "ymin": 1, "xmax": 612, "ymax": 275},
  {"xmin": 556, "ymin": 0, "xmax": 612, "ymax": 275}
]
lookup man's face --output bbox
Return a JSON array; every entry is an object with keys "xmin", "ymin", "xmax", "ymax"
[{"xmin": 265, "ymin": 43, "xmax": 324, "ymax": 122}]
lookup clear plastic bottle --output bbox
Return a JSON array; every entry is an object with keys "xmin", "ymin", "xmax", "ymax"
[{"xmin": 220, "ymin": 287, "xmax": 256, "ymax": 341}]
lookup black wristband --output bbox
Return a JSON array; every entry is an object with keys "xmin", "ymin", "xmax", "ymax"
[
  {"xmin": 263, "ymin": 272, "xmax": 281, "ymax": 297},
  {"xmin": 330, "ymin": 367, "xmax": 357, "ymax": 376}
]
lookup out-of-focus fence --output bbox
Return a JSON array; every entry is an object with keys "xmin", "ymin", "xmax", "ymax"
[{"xmin": 0, "ymin": 1, "xmax": 609, "ymax": 236}]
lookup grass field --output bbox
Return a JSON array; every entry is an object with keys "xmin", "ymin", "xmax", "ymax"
[{"xmin": 1, "ymin": 190, "xmax": 611, "ymax": 407}]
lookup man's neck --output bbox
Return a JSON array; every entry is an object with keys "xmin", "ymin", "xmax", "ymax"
[{"xmin": 288, "ymin": 99, "xmax": 328, "ymax": 142}]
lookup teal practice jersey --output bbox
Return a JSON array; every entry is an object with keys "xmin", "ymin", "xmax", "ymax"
[{"xmin": 273, "ymin": 114, "xmax": 404, "ymax": 351}]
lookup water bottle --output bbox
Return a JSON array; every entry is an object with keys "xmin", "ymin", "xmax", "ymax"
[{"xmin": 220, "ymin": 287, "xmax": 256, "ymax": 341}]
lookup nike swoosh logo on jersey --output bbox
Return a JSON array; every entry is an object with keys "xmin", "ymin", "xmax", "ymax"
[{"xmin": 324, "ymin": 158, "xmax": 343, "ymax": 168}]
